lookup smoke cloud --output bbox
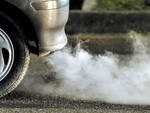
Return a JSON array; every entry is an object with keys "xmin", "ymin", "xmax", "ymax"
[{"xmin": 17, "ymin": 33, "xmax": 150, "ymax": 105}]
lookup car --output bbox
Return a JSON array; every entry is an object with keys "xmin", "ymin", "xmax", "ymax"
[
  {"xmin": 0, "ymin": 0, "xmax": 69, "ymax": 97},
  {"xmin": 145, "ymin": 0, "xmax": 150, "ymax": 5},
  {"xmin": 70, "ymin": 0, "xmax": 84, "ymax": 9}
]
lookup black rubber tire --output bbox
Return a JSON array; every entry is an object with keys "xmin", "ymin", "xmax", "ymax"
[{"xmin": 0, "ymin": 12, "xmax": 30, "ymax": 98}]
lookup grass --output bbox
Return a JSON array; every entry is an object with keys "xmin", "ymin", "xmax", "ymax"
[{"xmin": 96, "ymin": 0, "xmax": 145, "ymax": 10}]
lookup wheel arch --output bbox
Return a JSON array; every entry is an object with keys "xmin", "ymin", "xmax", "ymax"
[{"xmin": 0, "ymin": 1, "xmax": 39, "ymax": 54}]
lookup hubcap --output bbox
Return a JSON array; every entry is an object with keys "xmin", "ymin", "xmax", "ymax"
[{"xmin": 0, "ymin": 29, "xmax": 14, "ymax": 81}]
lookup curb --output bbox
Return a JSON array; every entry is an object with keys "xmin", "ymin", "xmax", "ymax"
[
  {"xmin": 67, "ymin": 33, "xmax": 150, "ymax": 54},
  {"xmin": 66, "ymin": 11, "xmax": 150, "ymax": 34}
]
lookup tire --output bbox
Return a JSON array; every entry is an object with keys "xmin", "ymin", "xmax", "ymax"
[{"xmin": 0, "ymin": 12, "xmax": 30, "ymax": 97}]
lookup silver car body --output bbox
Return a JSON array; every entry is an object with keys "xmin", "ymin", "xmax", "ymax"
[{"xmin": 2, "ymin": 0, "xmax": 69, "ymax": 55}]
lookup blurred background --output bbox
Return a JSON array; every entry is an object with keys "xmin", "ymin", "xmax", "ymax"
[
  {"xmin": 67, "ymin": 0, "xmax": 150, "ymax": 35},
  {"xmin": 66, "ymin": 0, "xmax": 150, "ymax": 54},
  {"xmin": 70, "ymin": 0, "xmax": 150, "ymax": 11}
]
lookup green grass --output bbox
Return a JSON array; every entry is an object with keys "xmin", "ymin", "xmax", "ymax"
[{"xmin": 96, "ymin": 0, "xmax": 144, "ymax": 10}]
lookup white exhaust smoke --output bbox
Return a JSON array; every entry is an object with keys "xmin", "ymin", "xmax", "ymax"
[{"xmin": 18, "ymin": 33, "xmax": 150, "ymax": 105}]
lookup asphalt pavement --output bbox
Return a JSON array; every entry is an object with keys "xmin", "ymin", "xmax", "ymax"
[
  {"xmin": 1, "ymin": 34, "xmax": 150, "ymax": 113},
  {"xmin": 0, "ymin": 54, "xmax": 149, "ymax": 113}
]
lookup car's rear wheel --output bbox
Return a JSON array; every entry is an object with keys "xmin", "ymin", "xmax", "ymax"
[{"xmin": 0, "ymin": 12, "xmax": 30, "ymax": 98}]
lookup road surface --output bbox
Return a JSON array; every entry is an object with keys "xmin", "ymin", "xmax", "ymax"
[
  {"xmin": 1, "ymin": 34, "xmax": 150, "ymax": 113},
  {"xmin": 0, "ymin": 54, "xmax": 150, "ymax": 113}
]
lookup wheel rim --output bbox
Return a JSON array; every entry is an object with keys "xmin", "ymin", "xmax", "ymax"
[{"xmin": 0, "ymin": 28, "xmax": 14, "ymax": 81}]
